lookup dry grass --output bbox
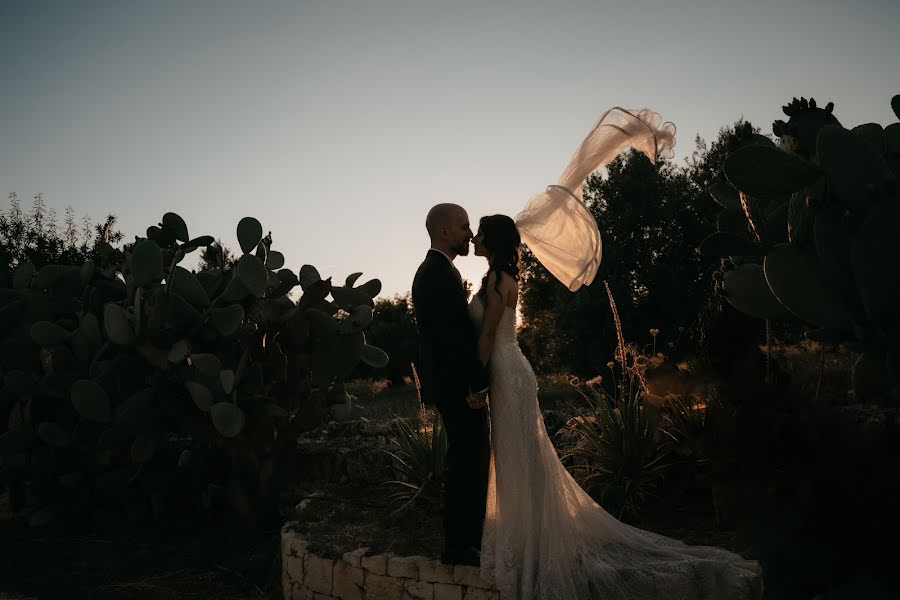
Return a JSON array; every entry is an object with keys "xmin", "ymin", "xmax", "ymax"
[
  {"xmin": 344, "ymin": 379, "xmax": 422, "ymax": 420},
  {"xmin": 767, "ymin": 338, "xmax": 855, "ymax": 402},
  {"xmin": 344, "ymin": 375, "xmax": 585, "ymax": 419},
  {"xmin": 535, "ymin": 374, "xmax": 582, "ymax": 410},
  {"xmin": 286, "ymin": 483, "xmax": 442, "ymax": 559}
]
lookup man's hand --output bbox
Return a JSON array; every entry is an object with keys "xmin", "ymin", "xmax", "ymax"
[{"xmin": 466, "ymin": 390, "xmax": 488, "ymax": 409}]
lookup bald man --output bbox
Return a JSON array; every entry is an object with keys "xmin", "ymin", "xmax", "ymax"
[{"xmin": 412, "ymin": 203, "xmax": 490, "ymax": 567}]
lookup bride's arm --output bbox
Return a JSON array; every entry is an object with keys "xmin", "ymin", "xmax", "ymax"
[{"xmin": 478, "ymin": 271, "xmax": 506, "ymax": 366}]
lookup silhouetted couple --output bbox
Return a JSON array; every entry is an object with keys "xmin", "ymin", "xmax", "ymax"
[
  {"xmin": 411, "ymin": 203, "xmax": 762, "ymax": 599},
  {"xmin": 411, "ymin": 107, "xmax": 761, "ymax": 599}
]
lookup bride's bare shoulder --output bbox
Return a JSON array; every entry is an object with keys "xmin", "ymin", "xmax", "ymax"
[
  {"xmin": 485, "ymin": 270, "xmax": 519, "ymax": 301},
  {"xmin": 497, "ymin": 271, "xmax": 518, "ymax": 302}
]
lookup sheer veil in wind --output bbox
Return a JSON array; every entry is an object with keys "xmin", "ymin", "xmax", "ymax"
[{"xmin": 514, "ymin": 108, "xmax": 676, "ymax": 291}]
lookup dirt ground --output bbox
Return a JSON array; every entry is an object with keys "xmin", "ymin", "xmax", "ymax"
[{"xmin": 0, "ymin": 492, "xmax": 281, "ymax": 600}]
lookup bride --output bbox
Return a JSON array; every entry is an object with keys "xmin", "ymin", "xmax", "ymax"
[{"xmin": 468, "ymin": 214, "xmax": 763, "ymax": 599}]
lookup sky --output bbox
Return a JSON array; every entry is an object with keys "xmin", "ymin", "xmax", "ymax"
[{"xmin": 1, "ymin": 0, "xmax": 898, "ymax": 298}]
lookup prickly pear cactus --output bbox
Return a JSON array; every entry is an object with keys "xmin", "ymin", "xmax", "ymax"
[
  {"xmin": 0, "ymin": 212, "xmax": 388, "ymax": 525},
  {"xmin": 772, "ymin": 97, "xmax": 841, "ymax": 160},
  {"xmin": 701, "ymin": 95, "xmax": 900, "ymax": 406}
]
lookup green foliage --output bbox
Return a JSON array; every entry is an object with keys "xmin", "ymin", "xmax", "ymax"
[
  {"xmin": 382, "ymin": 411, "xmax": 447, "ymax": 514},
  {"xmin": 560, "ymin": 383, "xmax": 667, "ymax": 521},
  {"xmin": 236, "ymin": 217, "xmax": 263, "ymax": 254},
  {"xmin": 724, "ymin": 144, "xmax": 821, "ymax": 197},
  {"xmin": 380, "ymin": 364, "xmax": 447, "ymax": 514},
  {"xmin": 353, "ymin": 294, "xmax": 418, "ymax": 385},
  {"xmin": 198, "ymin": 239, "xmax": 237, "ymax": 272},
  {"xmin": 0, "ymin": 193, "xmax": 124, "ymax": 285},
  {"xmin": 519, "ymin": 140, "xmax": 723, "ymax": 375},
  {"xmin": 772, "ymin": 97, "xmax": 841, "ymax": 161},
  {"xmin": 659, "ymin": 392, "xmax": 708, "ymax": 466},
  {"xmin": 719, "ymin": 264, "xmax": 793, "ymax": 320},
  {"xmin": 558, "ymin": 285, "xmax": 670, "ymax": 521},
  {"xmin": 0, "ymin": 212, "xmax": 386, "ymax": 526},
  {"xmin": 705, "ymin": 95, "xmax": 900, "ymax": 405}
]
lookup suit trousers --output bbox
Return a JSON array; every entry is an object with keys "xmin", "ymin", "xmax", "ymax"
[{"xmin": 438, "ymin": 399, "xmax": 491, "ymax": 554}]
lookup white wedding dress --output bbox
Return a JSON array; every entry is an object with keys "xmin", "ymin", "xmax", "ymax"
[{"xmin": 468, "ymin": 296, "xmax": 763, "ymax": 600}]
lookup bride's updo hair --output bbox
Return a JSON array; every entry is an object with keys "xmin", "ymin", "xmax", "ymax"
[{"xmin": 477, "ymin": 214, "xmax": 522, "ymax": 301}]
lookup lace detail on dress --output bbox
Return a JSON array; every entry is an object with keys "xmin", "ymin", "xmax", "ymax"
[{"xmin": 468, "ymin": 297, "xmax": 763, "ymax": 600}]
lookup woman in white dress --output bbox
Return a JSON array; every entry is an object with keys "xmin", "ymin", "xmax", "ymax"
[{"xmin": 469, "ymin": 214, "xmax": 763, "ymax": 600}]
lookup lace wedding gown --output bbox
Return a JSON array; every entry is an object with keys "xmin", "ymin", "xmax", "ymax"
[{"xmin": 468, "ymin": 296, "xmax": 763, "ymax": 600}]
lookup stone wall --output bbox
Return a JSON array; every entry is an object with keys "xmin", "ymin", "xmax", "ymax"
[
  {"xmin": 294, "ymin": 419, "xmax": 397, "ymax": 485},
  {"xmin": 282, "ymin": 523, "xmax": 502, "ymax": 600}
]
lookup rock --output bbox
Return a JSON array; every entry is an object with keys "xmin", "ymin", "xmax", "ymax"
[
  {"xmin": 333, "ymin": 562, "xmax": 365, "ymax": 600},
  {"xmin": 387, "ymin": 555, "xmax": 419, "ymax": 578},
  {"xmin": 451, "ymin": 565, "xmax": 491, "ymax": 588},
  {"xmin": 296, "ymin": 491, "xmax": 325, "ymax": 513},
  {"xmin": 433, "ymin": 583, "xmax": 463, "ymax": 600},
  {"xmin": 281, "ymin": 523, "xmax": 309, "ymax": 558},
  {"xmin": 365, "ymin": 573, "xmax": 405, "ymax": 600},
  {"xmin": 305, "ymin": 555, "xmax": 334, "ymax": 595},
  {"xmin": 361, "ymin": 553, "xmax": 387, "ymax": 576},
  {"xmin": 284, "ymin": 555, "xmax": 305, "ymax": 587},
  {"xmin": 463, "ymin": 589, "xmax": 500, "ymax": 600},
  {"xmin": 419, "ymin": 559, "xmax": 453, "ymax": 584},
  {"xmin": 287, "ymin": 582, "xmax": 311, "ymax": 600},
  {"xmin": 342, "ymin": 547, "xmax": 369, "ymax": 568},
  {"xmin": 404, "ymin": 580, "xmax": 435, "ymax": 600},
  {"xmin": 282, "ymin": 567, "xmax": 292, "ymax": 598}
]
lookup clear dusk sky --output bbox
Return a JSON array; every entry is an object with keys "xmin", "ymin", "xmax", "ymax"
[{"xmin": 2, "ymin": 0, "xmax": 898, "ymax": 297}]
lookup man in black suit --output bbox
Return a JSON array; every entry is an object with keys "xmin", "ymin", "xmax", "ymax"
[{"xmin": 411, "ymin": 203, "xmax": 490, "ymax": 567}]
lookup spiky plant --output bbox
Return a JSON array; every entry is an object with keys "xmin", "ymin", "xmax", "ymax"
[
  {"xmin": 701, "ymin": 94, "xmax": 900, "ymax": 405},
  {"xmin": 381, "ymin": 364, "xmax": 447, "ymax": 513},
  {"xmin": 558, "ymin": 282, "xmax": 669, "ymax": 521}
]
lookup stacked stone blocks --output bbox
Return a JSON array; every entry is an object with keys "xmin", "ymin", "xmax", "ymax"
[{"xmin": 282, "ymin": 524, "xmax": 502, "ymax": 600}]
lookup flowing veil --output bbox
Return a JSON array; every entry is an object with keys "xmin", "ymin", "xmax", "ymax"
[
  {"xmin": 514, "ymin": 107, "xmax": 676, "ymax": 291},
  {"xmin": 479, "ymin": 109, "xmax": 763, "ymax": 599}
]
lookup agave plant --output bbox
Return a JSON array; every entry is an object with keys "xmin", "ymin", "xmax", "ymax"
[
  {"xmin": 381, "ymin": 365, "xmax": 447, "ymax": 513},
  {"xmin": 660, "ymin": 392, "xmax": 708, "ymax": 464},
  {"xmin": 382, "ymin": 412, "xmax": 447, "ymax": 514},
  {"xmin": 559, "ymin": 282, "xmax": 669, "ymax": 520},
  {"xmin": 560, "ymin": 379, "xmax": 668, "ymax": 521}
]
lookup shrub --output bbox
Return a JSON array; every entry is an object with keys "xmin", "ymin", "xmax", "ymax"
[
  {"xmin": 558, "ymin": 282, "xmax": 669, "ymax": 521},
  {"xmin": 381, "ymin": 365, "xmax": 447, "ymax": 513},
  {"xmin": 0, "ymin": 212, "xmax": 387, "ymax": 527}
]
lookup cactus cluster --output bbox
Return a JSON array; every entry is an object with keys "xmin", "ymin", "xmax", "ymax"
[
  {"xmin": 0, "ymin": 213, "xmax": 387, "ymax": 525},
  {"xmin": 701, "ymin": 95, "xmax": 900, "ymax": 405},
  {"xmin": 772, "ymin": 97, "xmax": 841, "ymax": 161}
]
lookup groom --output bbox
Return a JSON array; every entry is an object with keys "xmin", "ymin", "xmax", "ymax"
[{"xmin": 411, "ymin": 203, "xmax": 490, "ymax": 567}]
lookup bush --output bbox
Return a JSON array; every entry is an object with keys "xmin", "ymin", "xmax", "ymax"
[
  {"xmin": 381, "ymin": 367, "xmax": 446, "ymax": 513},
  {"xmin": 558, "ymin": 283, "xmax": 670, "ymax": 521},
  {"xmin": 0, "ymin": 211, "xmax": 387, "ymax": 528}
]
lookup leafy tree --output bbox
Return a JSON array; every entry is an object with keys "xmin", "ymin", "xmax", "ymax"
[
  {"xmin": 0, "ymin": 193, "xmax": 123, "ymax": 286},
  {"xmin": 519, "ymin": 127, "xmax": 748, "ymax": 375},
  {"xmin": 354, "ymin": 294, "xmax": 418, "ymax": 385},
  {"xmin": 198, "ymin": 238, "xmax": 238, "ymax": 272}
]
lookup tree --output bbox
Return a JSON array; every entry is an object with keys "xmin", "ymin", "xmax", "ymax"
[
  {"xmin": 353, "ymin": 294, "xmax": 418, "ymax": 385},
  {"xmin": 518, "ymin": 127, "xmax": 746, "ymax": 375},
  {"xmin": 198, "ymin": 238, "xmax": 238, "ymax": 272},
  {"xmin": 0, "ymin": 193, "xmax": 123, "ymax": 285}
]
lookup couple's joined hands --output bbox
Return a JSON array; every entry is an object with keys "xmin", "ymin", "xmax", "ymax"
[{"xmin": 467, "ymin": 390, "xmax": 488, "ymax": 410}]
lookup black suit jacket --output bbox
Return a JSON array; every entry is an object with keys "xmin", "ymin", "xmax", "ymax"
[{"xmin": 411, "ymin": 250, "xmax": 489, "ymax": 408}]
